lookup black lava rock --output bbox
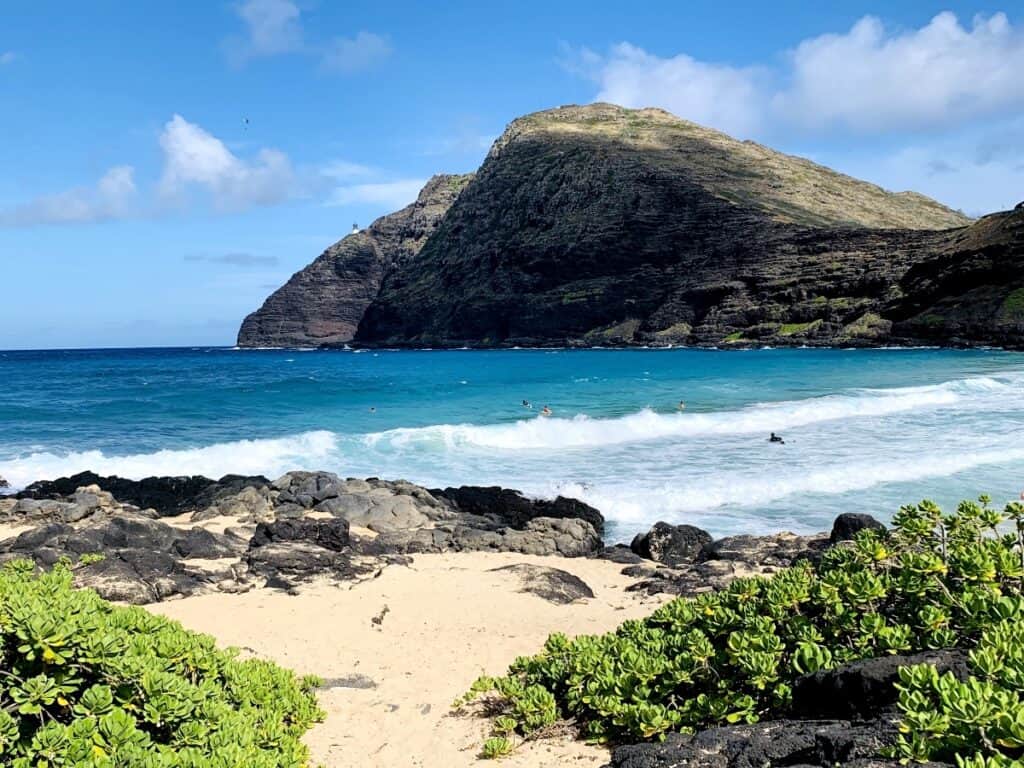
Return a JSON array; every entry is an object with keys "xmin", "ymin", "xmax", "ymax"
[
  {"xmin": 631, "ymin": 522, "xmax": 713, "ymax": 567},
  {"xmin": 830, "ymin": 513, "xmax": 886, "ymax": 544}
]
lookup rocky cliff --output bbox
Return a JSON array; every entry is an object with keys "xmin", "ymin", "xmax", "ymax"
[
  {"xmin": 240, "ymin": 104, "xmax": 1024, "ymax": 349},
  {"xmin": 237, "ymin": 173, "xmax": 472, "ymax": 347}
]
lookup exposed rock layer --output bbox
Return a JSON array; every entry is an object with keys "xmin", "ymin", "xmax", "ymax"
[{"xmin": 237, "ymin": 174, "xmax": 472, "ymax": 347}]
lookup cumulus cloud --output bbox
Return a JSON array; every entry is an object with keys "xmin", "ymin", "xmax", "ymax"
[
  {"xmin": 225, "ymin": 1, "xmax": 391, "ymax": 72},
  {"xmin": 326, "ymin": 179, "xmax": 426, "ymax": 209},
  {"xmin": 225, "ymin": 0, "xmax": 303, "ymax": 65},
  {"xmin": 159, "ymin": 114, "xmax": 297, "ymax": 210},
  {"xmin": 321, "ymin": 31, "xmax": 393, "ymax": 73},
  {"xmin": 184, "ymin": 253, "xmax": 280, "ymax": 267},
  {"xmin": 573, "ymin": 42, "xmax": 767, "ymax": 137},
  {"xmin": 0, "ymin": 166, "xmax": 136, "ymax": 227},
  {"xmin": 571, "ymin": 11, "xmax": 1024, "ymax": 137},
  {"xmin": 776, "ymin": 12, "xmax": 1024, "ymax": 132}
]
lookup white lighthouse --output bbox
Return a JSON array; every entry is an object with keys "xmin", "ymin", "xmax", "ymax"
[{"xmin": 351, "ymin": 222, "xmax": 360, "ymax": 234}]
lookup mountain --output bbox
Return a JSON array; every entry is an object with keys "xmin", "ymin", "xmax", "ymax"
[
  {"xmin": 239, "ymin": 104, "xmax": 1024, "ymax": 350},
  {"xmin": 237, "ymin": 174, "xmax": 472, "ymax": 348}
]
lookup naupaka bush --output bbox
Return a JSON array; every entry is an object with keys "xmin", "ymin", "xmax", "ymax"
[
  {"xmin": 0, "ymin": 559, "xmax": 323, "ymax": 767},
  {"xmin": 464, "ymin": 497, "xmax": 1024, "ymax": 766}
]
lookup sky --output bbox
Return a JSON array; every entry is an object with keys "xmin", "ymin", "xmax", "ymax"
[{"xmin": 1, "ymin": 1, "xmax": 1022, "ymax": 349}]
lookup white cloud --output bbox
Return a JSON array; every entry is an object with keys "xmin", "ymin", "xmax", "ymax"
[
  {"xmin": 577, "ymin": 42, "xmax": 766, "ymax": 137},
  {"xmin": 571, "ymin": 11, "xmax": 1024, "ymax": 137},
  {"xmin": 225, "ymin": 1, "xmax": 392, "ymax": 73},
  {"xmin": 184, "ymin": 252, "xmax": 280, "ymax": 267},
  {"xmin": 159, "ymin": 114, "xmax": 297, "ymax": 210},
  {"xmin": 776, "ymin": 12, "xmax": 1024, "ymax": 132},
  {"xmin": 0, "ymin": 51, "xmax": 16, "ymax": 65},
  {"xmin": 326, "ymin": 179, "xmax": 426, "ymax": 209},
  {"xmin": 321, "ymin": 160, "xmax": 376, "ymax": 180},
  {"xmin": 0, "ymin": 166, "xmax": 136, "ymax": 227},
  {"xmin": 226, "ymin": 0, "xmax": 303, "ymax": 64},
  {"xmin": 321, "ymin": 31, "xmax": 393, "ymax": 73}
]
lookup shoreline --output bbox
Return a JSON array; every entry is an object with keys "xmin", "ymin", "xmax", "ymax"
[{"xmin": 0, "ymin": 469, "xmax": 898, "ymax": 767}]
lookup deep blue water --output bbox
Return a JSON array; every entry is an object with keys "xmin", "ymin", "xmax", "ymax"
[{"xmin": 2, "ymin": 346, "xmax": 1024, "ymax": 541}]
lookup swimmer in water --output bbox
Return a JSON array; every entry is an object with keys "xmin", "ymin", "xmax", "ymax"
[
  {"xmin": 678, "ymin": 400, "xmax": 686, "ymax": 411},
  {"xmin": 522, "ymin": 399, "xmax": 532, "ymax": 409},
  {"xmin": 541, "ymin": 405, "xmax": 552, "ymax": 417},
  {"xmin": 769, "ymin": 432, "xmax": 784, "ymax": 444},
  {"xmin": 369, "ymin": 407, "xmax": 376, "ymax": 413}
]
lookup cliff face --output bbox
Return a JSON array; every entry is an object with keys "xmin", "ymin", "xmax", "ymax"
[
  {"xmin": 237, "ymin": 174, "xmax": 472, "ymax": 348},
  {"xmin": 240, "ymin": 104, "xmax": 1023, "ymax": 350}
]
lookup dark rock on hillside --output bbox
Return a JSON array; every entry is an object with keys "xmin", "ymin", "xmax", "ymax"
[
  {"xmin": 237, "ymin": 174, "xmax": 473, "ymax": 347},
  {"xmin": 790, "ymin": 649, "xmax": 970, "ymax": 721},
  {"xmin": 0, "ymin": 476, "xmax": 8, "ymax": 489},
  {"xmin": 433, "ymin": 485, "xmax": 605, "ymax": 534},
  {"xmin": 830, "ymin": 512, "xmax": 886, "ymax": 543},
  {"xmin": 631, "ymin": 522, "xmax": 712, "ymax": 566},
  {"xmin": 490, "ymin": 563, "xmax": 595, "ymax": 604}
]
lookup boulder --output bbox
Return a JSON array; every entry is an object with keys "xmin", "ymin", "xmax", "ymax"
[
  {"xmin": 607, "ymin": 718, "xmax": 921, "ymax": 768},
  {"xmin": 790, "ymin": 649, "xmax": 970, "ymax": 721},
  {"xmin": 631, "ymin": 522, "xmax": 712, "ymax": 566},
  {"xmin": 250, "ymin": 518, "xmax": 351, "ymax": 552},
  {"xmin": 18, "ymin": 472, "xmax": 270, "ymax": 517},
  {"xmin": 490, "ymin": 563, "xmax": 595, "ymax": 604},
  {"xmin": 433, "ymin": 486, "xmax": 604, "ymax": 534},
  {"xmin": 368, "ymin": 516, "xmax": 602, "ymax": 558},
  {"xmin": 700, "ymin": 532, "xmax": 826, "ymax": 566},
  {"xmin": 830, "ymin": 513, "xmax": 887, "ymax": 544},
  {"xmin": 172, "ymin": 528, "xmax": 242, "ymax": 559}
]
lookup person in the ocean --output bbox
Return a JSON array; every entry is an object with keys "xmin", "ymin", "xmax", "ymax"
[
  {"xmin": 522, "ymin": 399, "xmax": 532, "ymax": 409},
  {"xmin": 541, "ymin": 405, "xmax": 552, "ymax": 417},
  {"xmin": 769, "ymin": 432, "xmax": 784, "ymax": 444},
  {"xmin": 369, "ymin": 407, "xmax": 376, "ymax": 413},
  {"xmin": 678, "ymin": 400, "xmax": 686, "ymax": 411}
]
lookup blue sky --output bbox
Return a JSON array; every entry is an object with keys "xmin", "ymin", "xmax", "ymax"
[{"xmin": 1, "ymin": 1, "xmax": 1022, "ymax": 349}]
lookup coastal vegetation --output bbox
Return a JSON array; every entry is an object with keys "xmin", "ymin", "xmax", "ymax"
[
  {"xmin": 464, "ymin": 497, "xmax": 1024, "ymax": 765},
  {"xmin": 0, "ymin": 560, "xmax": 322, "ymax": 767}
]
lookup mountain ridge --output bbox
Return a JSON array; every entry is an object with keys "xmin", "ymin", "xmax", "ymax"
[{"xmin": 238, "ymin": 104, "xmax": 1022, "ymax": 350}]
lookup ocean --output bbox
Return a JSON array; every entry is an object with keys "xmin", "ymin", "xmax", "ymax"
[{"xmin": 2, "ymin": 346, "xmax": 1023, "ymax": 541}]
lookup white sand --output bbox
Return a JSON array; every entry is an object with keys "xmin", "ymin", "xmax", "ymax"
[{"xmin": 150, "ymin": 552, "xmax": 668, "ymax": 768}]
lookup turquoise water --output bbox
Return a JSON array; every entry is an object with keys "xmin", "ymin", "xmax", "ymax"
[{"xmin": 2, "ymin": 347, "xmax": 1024, "ymax": 541}]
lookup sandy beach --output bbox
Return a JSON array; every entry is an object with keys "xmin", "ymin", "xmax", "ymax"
[{"xmin": 150, "ymin": 552, "xmax": 669, "ymax": 768}]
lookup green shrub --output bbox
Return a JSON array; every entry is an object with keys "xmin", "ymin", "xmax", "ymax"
[
  {"xmin": 481, "ymin": 736, "xmax": 514, "ymax": 759},
  {"xmin": 0, "ymin": 560, "xmax": 323, "ymax": 767},
  {"xmin": 464, "ymin": 497, "xmax": 1024, "ymax": 765}
]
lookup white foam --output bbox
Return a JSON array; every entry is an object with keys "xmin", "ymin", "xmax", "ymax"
[
  {"xmin": 364, "ymin": 374, "xmax": 1021, "ymax": 452},
  {"xmin": 545, "ymin": 444, "xmax": 1024, "ymax": 527},
  {"xmin": 0, "ymin": 430, "xmax": 340, "ymax": 489}
]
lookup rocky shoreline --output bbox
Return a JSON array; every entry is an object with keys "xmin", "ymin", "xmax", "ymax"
[
  {"xmin": 0, "ymin": 469, "xmax": 877, "ymax": 606},
  {"xmin": 0, "ymin": 471, "xmax": 926, "ymax": 767}
]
